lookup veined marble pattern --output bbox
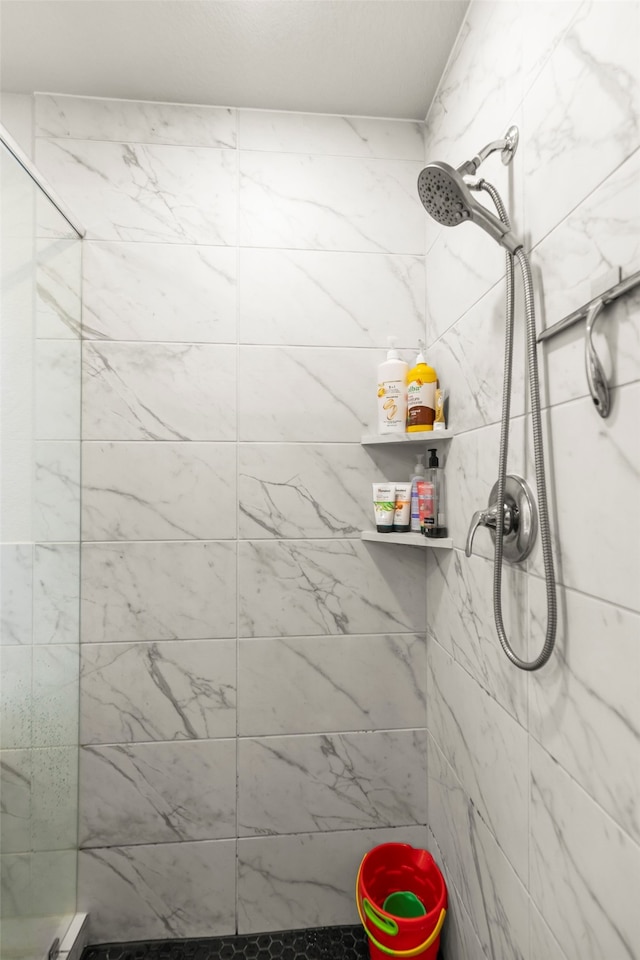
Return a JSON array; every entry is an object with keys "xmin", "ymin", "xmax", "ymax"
[
  {"xmin": 523, "ymin": 0, "xmax": 640, "ymax": 247},
  {"xmin": 427, "ymin": 640, "xmax": 528, "ymax": 883},
  {"xmin": 238, "ymin": 110, "xmax": 424, "ymax": 159},
  {"xmin": 238, "ymin": 634, "xmax": 426, "ymax": 737},
  {"xmin": 529, "ymin": 740, "xmax": 640, "ymax": 960},
  {"xmin": 529, "ymin": 578, "xmax": 640, "ymax": 842},
  {"xmin": 529, "ymin": 902, "xmax": 571, "ymax": 960},
  {"xmin": 33, "ymin": 543, "xmax": 80, "ymax": 645},
  {"xmin": 33, "ymin": 441, "xmax": 80, "ymax": 542},
  {"xmin": 237, "ymin": 824, "xmax": 428, "ymax": 935},
  {"xmin": 82, "ymin": 442, "xmax": 236, "ymax": 541},
  {"xmin": 239, "ymin": 539, "xmax": 426, "ymax": 638},
  {"xmin": 427, "ymin": 737, "xmax": 529, "ymax": 960},
  {"xmin": 34, "ymin": 340, "xmax": 81, "ymax": 440},
  {"xmin": 427, "ymin": 549, "xmax": 528, "ymax": 724},
  {"xmin": 427, "ymin": 279, "xmax": 527, "ymax": 436},
  {"xmin": 1, "ymin": 646, "xmax": 32, "ymax": 749},
  {"xmin": 81, "ymin": 541, "xmax": 236, "ymax": 643},
  {"xmin": 35, "ymin": 94, "xmax": 237, "ymax": 148},
  {"xmin": 35, "ymin": 139, "xmax": 237, "ymax": 244},
  {"xmin": 239, "ymin": 152, "xmax": 425, "ymax": 254},
  {"xmin": 520, "ymin": 0, "xmax": 584, "ymax": 93},
  {"xmin": 239, "ymin": 248, "xmax": 424, "ymax": 347},
  {"xmin": 434, "ymin": 858, "xmax": 488, "ymax": 960},
  {"xmin": 1, "ymin": 544, "xmax": 32, "ymax": 646},
  {"xmin": 0, "ymin": 750, "xmax": 31, "ymax": 853},
  {"xmin": 531, "ymin": 384, "xmax": 640, "ymax": 611},
  {"xmin": 238, "ymin": 442, "xmax": 400, "ymax": 540},
  {"xmin": 80, "ymin": 640, "xmax": 236, "ymax": 744},
  {"xmin": 238, "ymin": 730, "xmax": 427, "ymax": 836},
  {"xmin": 32, "ymin": 645, "xmax": 79, "ymax": 747},
  {"xmin": 82, "ymin": 242, "xmax": 237, "ymax": 342},
  {"xmin": 238, "ymin": 347, "xmax": 375, "ymax": 442},
  {"xmin": 35, "ymin": 238, "xmax": 82, "ymax": 338},
  {"xmin": 83, "ymin": 342, "xmax": 236, "ymax": 441},
  {"xmin": 80, "ymin": 740, "xmax": 236, "ymax": 847},
  {"xmin": 30, "ymin": 746, "xmax": 78, "ymax": 850},
  {"xmin": 78, "ymin": 840, "xmax": 236, "ymax": 942},
  {"xmin": 424, "ymin": 1, "xmax": 524, "ymax": 182}
]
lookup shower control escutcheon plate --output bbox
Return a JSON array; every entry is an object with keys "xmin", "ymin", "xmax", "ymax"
[{"xmin": 488, "ymin": 474, "xmax": 538, "ymax": 562}]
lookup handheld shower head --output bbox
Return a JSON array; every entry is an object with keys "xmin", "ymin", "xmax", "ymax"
[{"xmin": 417, "ymin": 161, "xmax": 522, "ymax": 254}]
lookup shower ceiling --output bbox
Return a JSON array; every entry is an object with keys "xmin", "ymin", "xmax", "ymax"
[{"xmin": 0, "ymin": 0, "xmax": 468, "ymax": 120}]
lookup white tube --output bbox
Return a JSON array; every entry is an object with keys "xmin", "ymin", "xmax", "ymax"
[
  {"xmin": 372, "ymin": 483, "xmax": 396, "ymax": 533},
  {"xmin": 393, "ymin": 482, "xmax": 412, "ymax": 532}
]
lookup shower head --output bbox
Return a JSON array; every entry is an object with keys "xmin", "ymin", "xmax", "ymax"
[{"xmin": 417, "ymin": 161, "xmax": 522, "ymax": 254}]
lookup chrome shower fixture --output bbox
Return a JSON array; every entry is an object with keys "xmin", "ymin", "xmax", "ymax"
[{"xmin": 416, "ymin": 127, "xmax": 522, "ymax": 254}]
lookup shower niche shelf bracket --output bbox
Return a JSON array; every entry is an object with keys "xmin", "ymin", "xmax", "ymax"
[{"xmin": 360, "ymin": 430, "xmax": 454, "ymax": 550}]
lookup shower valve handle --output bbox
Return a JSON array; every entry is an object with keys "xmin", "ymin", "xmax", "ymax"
[{"xmin": 465, "ymin": 501, "xmax": 514, "ymax": 558}]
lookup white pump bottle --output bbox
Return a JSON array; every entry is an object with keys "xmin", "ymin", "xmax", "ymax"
[{"xmin": 377, "ymin": 337, "xmax": 408, "ymax": 434}]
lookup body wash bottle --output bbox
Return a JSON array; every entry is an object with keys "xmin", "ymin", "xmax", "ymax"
[
  {"xmin": 409, "ymin": 454, "xmax": 426, "ymax": 533},
  {"xmin": 377, "ymin": 337, "xmax": 408, "ymax": 435},
  {"xmin": 425, "ymin": 448, "xmax": 448, "ymax": 538},
  {"xmin": 406, "ymin": 340, "xmax": 437, "ymax": 432}
]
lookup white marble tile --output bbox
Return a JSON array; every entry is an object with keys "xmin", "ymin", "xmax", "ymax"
[
  {"xmin": 434, "ymin": 859, "xmax": 488, "ymax": 960},
  {"xmin": 33, "ymin": 543, "xmax": 80, "ymax": 645},
  {"xmin": 239, "ymin": 539, "xmax": 426, "ymax": 638},
  {"xmin": 0, "ymin": 647, "xmax": 32, "ymax": 748},
  {"xmin": 427, "ymin": 736, "xmax": 529, "ymax": 960},
  {"xmin": 0, "ymin": 439, "xmax": 33, "ymax": 546},
  {"xmin": 1, "ymin": 544, "xmax": 32, "ymax": 646},
  {"xmin": 237, "ymin": 824, "xmax": 428, "ymax": 934},
  {"xmin": 78, "ymin": 840, "xmax": 236, "ymax": 942},
  {"xmin": 529, "ymin": 579, "xmax": 640, "ymax": 843},
  {"xmin": 523, "ymin": 1, "xmax": 640, "ymax": 247},
  {"xmin": 33, "ymin": 441, "xmax": 80, "ymax": 542},
  {"xmin": 534, "ymin": 150, "xmax": 640, "ymax": 408},
  {"xmin": 30, "ymin": 849, "xmax": 77, "ymax": 924},
  {"xmin": 0, "ymin": 854, "xmax": 31, "ymax": 919},
  {"xmin": 31, "ymin": 644, "xmax": 79, "ymax": 747},
  {"xmin": 238, "ymin": 634, "xmax": 426, "ymax": 737},
  {"xmin": 238, "ymin": 346, "xmax": 376, "ymax": 441},
  {"xmin": 31, "ymin": 746, "xmax": 78, "ymax": 850},
  {"xmin": 520, "ymin": 1, "xmax": 584, "ymax": 94},
  {"xmin": 35, "ymin": 340, "xmax": 81, "ymax": 440},
  {"xmin": 427, "ymin": 278, "xmax": 528, "ymax": 437},
  {"xmin": 427, "ymin": 640, "xmax": 528, "ymax": 883},
  {"xmin": 80, "ymin": 739, "xmax": 236, "ymax": 846},
  {"xmin": 82, "ymin": 442, "xmax": 236, "ymax": 541},
  {"xmin": 83, "ymin": 342, "xmax": 236, "ymax": 441},
  {"xmin": 427, "ymin": 549, "xmax": 528, "ymax": 724},
  {"xmin": 81, "ymin": 540, "xmax": 236, "ymax": 642},
  {"xmin": 82, "ymin": 241, "xmax": 237, "ymax": 342},
  {"xmin": 35, "ymin": 94, "xmax": 237, "ymax": 148},
  {"xmin": 239, "ymin": 442, "xmax": 402, "ymax": 540},
  {"xmin": 529, "ymin": 902, "xmax": 570, "ymax": 960},
  {"xmin": 239, "ymin": 152, "xmax": 425, "ymax": 254},
  {"xmin": 529, "ymin": 740, "xmax": 640, "ymax": 960},
  {"xmin": 532, "ymin": 383, "xmax": 640, "ymax": 611},
  {"xmin": 238, "ymin": 111, "xmax": 424, "ymax": 159},
  {"xmin": 239, "ymin": 248, "xmax": 425, "ymax": 347},
  {"xmin": 36, "ymin": 238, "xmax": 82, "ymax": 338},
  {"xmin": 424, "ymin": 1, "xmax": 524, "ymax": 182},
  {"xmin": 0, "ymin": 750, "xmax": 31, "ymax": 853},
  {"xmin": 238, "ymin": 730, "xmax": 426, "ymax": 836},
  {"xmin": 80, "ymin": 640, "xmax": 236, "ymax": 744},
  {"xmin": 36, "ymin": 138, "xmax": 237, "ymax": 244}
]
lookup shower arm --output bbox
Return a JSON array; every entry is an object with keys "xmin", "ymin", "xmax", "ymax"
[{"xmin": 456, "ymin": 126, "xmax": 520, "ymax": 176}]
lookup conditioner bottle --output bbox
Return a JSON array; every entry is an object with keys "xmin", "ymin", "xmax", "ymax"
[
  {"xmin": 425, "ymin": 448, "xmax": 448, "ymax": 539},
  {"xmin": 406, "ymin": 340, "xmax": 437, "ymax": 432},
  {"xmin": 377, "ymin": 337, "xmax": 408, "ymax": 435}
]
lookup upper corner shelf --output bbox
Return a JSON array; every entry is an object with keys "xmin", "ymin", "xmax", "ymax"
[{"xmin": 361, "ymin": 430, "xmax": 454, "ymax": 446}]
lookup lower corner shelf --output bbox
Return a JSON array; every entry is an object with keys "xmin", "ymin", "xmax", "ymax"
[{"xmin": 361, "ymin": 531, "xmax": 453, "ymax": 549}]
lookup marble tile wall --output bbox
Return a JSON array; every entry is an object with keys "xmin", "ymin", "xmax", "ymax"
[
  {"xmin": 423, "ymin": 2, "xmax": 640, "ymax": 959},
  {"xmin": 34, "ymin": 94, "xmax": 429, "ymax": 942}
]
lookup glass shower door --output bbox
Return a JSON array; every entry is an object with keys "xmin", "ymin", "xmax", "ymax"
[{"xmin": 0, "ymin": 138, "xmax": 82, "ymax": 960}]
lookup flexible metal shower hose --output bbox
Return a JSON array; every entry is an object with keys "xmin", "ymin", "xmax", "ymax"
[{"xmin": 478, "ymin": 181, "xmax": 557, "ymax": 671}]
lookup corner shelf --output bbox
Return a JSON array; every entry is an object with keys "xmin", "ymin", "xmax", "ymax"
[
  {"xmin": 361, "ymin": 530, "xmax": 453, "ymax": 549},
  {"xmin": 361, "ymin": 430, "xmax": 454, "ymax": 446}
]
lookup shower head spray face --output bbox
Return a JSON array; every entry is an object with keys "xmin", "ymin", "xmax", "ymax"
[{"xmin": 417, "ymin": 161, "xmax": 523, "ymax": 255}]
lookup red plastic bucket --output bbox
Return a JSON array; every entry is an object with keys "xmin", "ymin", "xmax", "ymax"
[{"xmin": 356, "ymin": 843, "xmax": 447, "ymax": 960}]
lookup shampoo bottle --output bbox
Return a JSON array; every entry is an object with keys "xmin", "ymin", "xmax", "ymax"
[
  {"xmin": 377, "ymin": 337, "xmax": 409, "ymax": 435},
  {"xmin": 406, "ymin": 340, "xmax": 437, "ymax": 432},
  {"xmin": 409, "ymin": 454, "xmax": 426, "ymax": 533},
  {"xmin": 425, "ymin": 448, "xmax": 448, "ymax": 539}
]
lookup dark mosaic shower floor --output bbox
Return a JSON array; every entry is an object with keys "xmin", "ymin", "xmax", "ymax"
[{"xmin": 80, "ymin": 925, "xmax": 371, "ymax": 960}]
